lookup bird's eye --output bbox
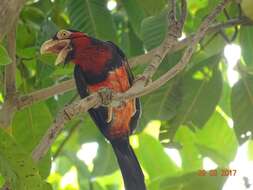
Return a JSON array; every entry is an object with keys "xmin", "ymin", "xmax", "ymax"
[{"xmin": 57, "ymin": 30, "xmax": 70, "ymax": 39}]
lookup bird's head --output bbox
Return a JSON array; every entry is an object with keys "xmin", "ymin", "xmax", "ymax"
[{"xmin": 40, "ymin": 29, "xmax": 91, "ymax": 65}]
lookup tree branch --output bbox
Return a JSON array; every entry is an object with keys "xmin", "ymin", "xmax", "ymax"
[
  {"xmin": 5, "ymin": 27, "xmax": 17, "ymax": 96},
  {"xmin": 32, "ymin": 0, "xmax": 231, "ymax": 162},
  {"xmin": 0, "ymin": 22, "xmax": 17, "ymax": 129},
  {"xmin": 0, "ymin": 20, "xmax": 18, "ymax": 190},
  {"xmin": 0, "ymin": 0, "xmax": 25, "ymax": 41},
  {"xmin": 17, "ymin": 79, "xmax": 75, "ymax": 109},
  {"xmin": 32, "ymin": 93, "xmax": 100, "ymax": 161}
]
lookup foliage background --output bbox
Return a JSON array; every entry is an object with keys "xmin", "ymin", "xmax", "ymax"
[{"xmin": 0, "ymin": 0, "xmax": 253, "ymax": 189}]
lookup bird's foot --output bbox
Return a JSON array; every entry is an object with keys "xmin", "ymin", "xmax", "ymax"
[{"xmin": 98, "ymin": 88, "xmax": 113, "ymax": 107}]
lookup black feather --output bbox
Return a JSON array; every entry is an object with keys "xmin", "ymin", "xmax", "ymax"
[{"xmin": 111, "ymin": 138, "xmax": 146, "ymax": 190}]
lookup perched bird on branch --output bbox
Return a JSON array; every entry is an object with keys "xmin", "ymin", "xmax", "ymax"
[{"xmin": 40, "ymin": 29, "xmax": 146, "ymax": 190}]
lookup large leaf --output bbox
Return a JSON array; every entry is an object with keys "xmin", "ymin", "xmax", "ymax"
[
  {"xmin": 0, "ymin": 129, "xmax": 51, "ymax": 190},
  {"xmin": 136, "ymin": 0, "xmax": 166, "ymax": 16},
  {"xmin": 16, "ymin": 23, "xmax": 36, "ymax": 49},
  {"xmin": 134, "ymin": 133, "xmax": 180, "ymax": 187},
  {"xmin": 240, "ymin": 26, "xmax": 253, "ymax": 66},
  {"xmin": 0, "ymin": 45, "xmax": 11, "ymax": 65},
  {"xmin": 141, "ymin": 80, "xmax": 181, "ymax": 126},
  {"xmin": 12, "ymin": 102, "xmax": 53, "ymax": 178},
  {"xmin": 121, "ymin": 0, "xmax": 147, "ymax": 36},
  {"xmin": 20, "ymin": 6, "xmax": 45, "ymax": 29},
  {"xmin": 120, "ymin": 25, "xmax": 144, "ymax": 57},
  {"xmin": 92, "ymin": 140, "xmax": 118, "ymax": 177},
  {"xmin": 12, "ymin": 102, "xmax": 53, "ymax": 152},
  {"xmin": 231, "ymin": 73, "xmax": 253, "ymax": 144},
  {"xmin": 170, "ymin": 54, "xmax": 222, "ymax": 129},
  {"xmin": 141, "ymin": 9, "xmax": 167, "ymax": 50},
  {"xmin": 68, "ymin": 0, "xmax": 117, "ymax": 41},
  {"xmin": 175, "ymin": 126, "xmax": 202, "ymax": 173},
  {"xmin": 218, "ymin": 79, "xmax": 232, "ymax": 117},
  {"xmin": 196, "ymin": 111, "xmax": 238, "ymax": 166},
  {"xmin": 141, "ymin": 51, "xmax": 183, "ymax": 127}
]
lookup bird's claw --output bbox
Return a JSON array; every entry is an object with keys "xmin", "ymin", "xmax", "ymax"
[
  {"xmin": 107, "ymin": 106, "xmax": 113, "ymax": 123},
  {"xmin": 98, "ymin": 88, "xmax": 113, "ymax": 106}
]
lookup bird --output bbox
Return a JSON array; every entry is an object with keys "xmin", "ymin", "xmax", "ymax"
[{"xmin": 40, "ymin": 29, "xmax": 146, "ymax": 190}]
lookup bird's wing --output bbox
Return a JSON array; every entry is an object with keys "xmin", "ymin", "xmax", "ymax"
[
  {"xmin": 106, "ymin": 41, "xmax": 134, "ymax": 85},
  {"xmin": 106, "ymin": 41, "xmax": 141, "ymax": 132},
  {"xmin": 74, "ymin": 65, "xmax": 110, "ymax": 135},
  {"xmin": 74, "ymin": 64, "xmax": 89, "ymax": 98}
]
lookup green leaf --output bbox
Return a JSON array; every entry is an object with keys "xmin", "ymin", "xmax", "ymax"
[
  {"xmin": 248, "ymin": 140, "xmax": 253, "ymax": 161},
  {"xmin": 141, "ymin": 51, "xmax": 183, "ymax": 127},
  {"xmin": 231, "ymin": 73, "xmax": 253, "ymax": 144},
  {"xmin": 12, "ymin": 102, "xmax": 53, "ymax": 152},
  {"xmin": 134, "ymin": 134, "xmax": 179, "ymax": 181},
  {"xmin": 136, "ymin": 0, "xmax": 165, "ymax": 16},
  {"xmin": 0, "ymin": 174, "xmax": 4, "ymax": 188},
  {"xmin": 141, "ymin": 9, "xmax": 167, "ymax": 50},
  {"xmin": 37, "ymin": 19, "xmax": 59, "ymax": 49},
  {"xmin": 120, "ymin": 26, "xmax": 144, "ymax": 57},
  {"xmin": 68, "ymin": 0, "xmax": 117, "ymax": 41},
  {"xmin": 196, "ymin": 111, "xmax": 238, "ymax": 166},
  {"xmin": 0, "ymin": 129, "xmax": 49, "ymax": 190},
  {"xmin": 121, "ymin": 0, "xmax": 147, "ymax": 36},
  {"xmin": 200, "ymin": 34, "xmax": 226, "ymax": 58},
  {"xmin": 20, "ymin": 6, "xmax": 45, "ymax": 29},
  {"xmin": 0, "ymin": 45, "xmax": 11, "ymax": 65},
  {"xmin": 170, "ymin": 54, "xmax": 222, "ymax": 128},
  {"xmin": 240, "ymin": 26, "xmax": 253, "ymax": 66},
  {"xmin": 188, "ymin": 0, "xmax": 209, "ymax": 15},
  {"xmin": 37, "ymin": 152, "xmax": 51, "ymax": 179},
  {"xmin": 219, "ymin": 80, "xmax": 232, "ymax": 117},
  {"xmin": 141, "ymin": 81, "xmax": 181, "ymax": 126},
  {"xmin": 175, "ymin": 126, "xmax": 202, "ymax": 173},
  {"xmin": 92, "ymin": 140, "xmax": 118, "ymax": 177},
  {"xmin": 16, "ymin": 23, "xmax": 36, "ymax": 49},
  {"xmin": 12, "ymin": 102, "xmax": 53, "ymax": 179}
]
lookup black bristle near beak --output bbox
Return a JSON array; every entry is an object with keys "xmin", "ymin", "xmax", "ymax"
[{"xmin": 52, "ymin": 33, "xmax": 58, "ymax": 40}]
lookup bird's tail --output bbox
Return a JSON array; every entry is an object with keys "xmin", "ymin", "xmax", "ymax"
[{"xmin": 111, "ymin": 138, "xmax": 146, "ymax": 190}]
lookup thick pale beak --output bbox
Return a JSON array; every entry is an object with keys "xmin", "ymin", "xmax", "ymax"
[{"xmin": 40, "ymin": 39, "xmax": 71, "ymax": 65}]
